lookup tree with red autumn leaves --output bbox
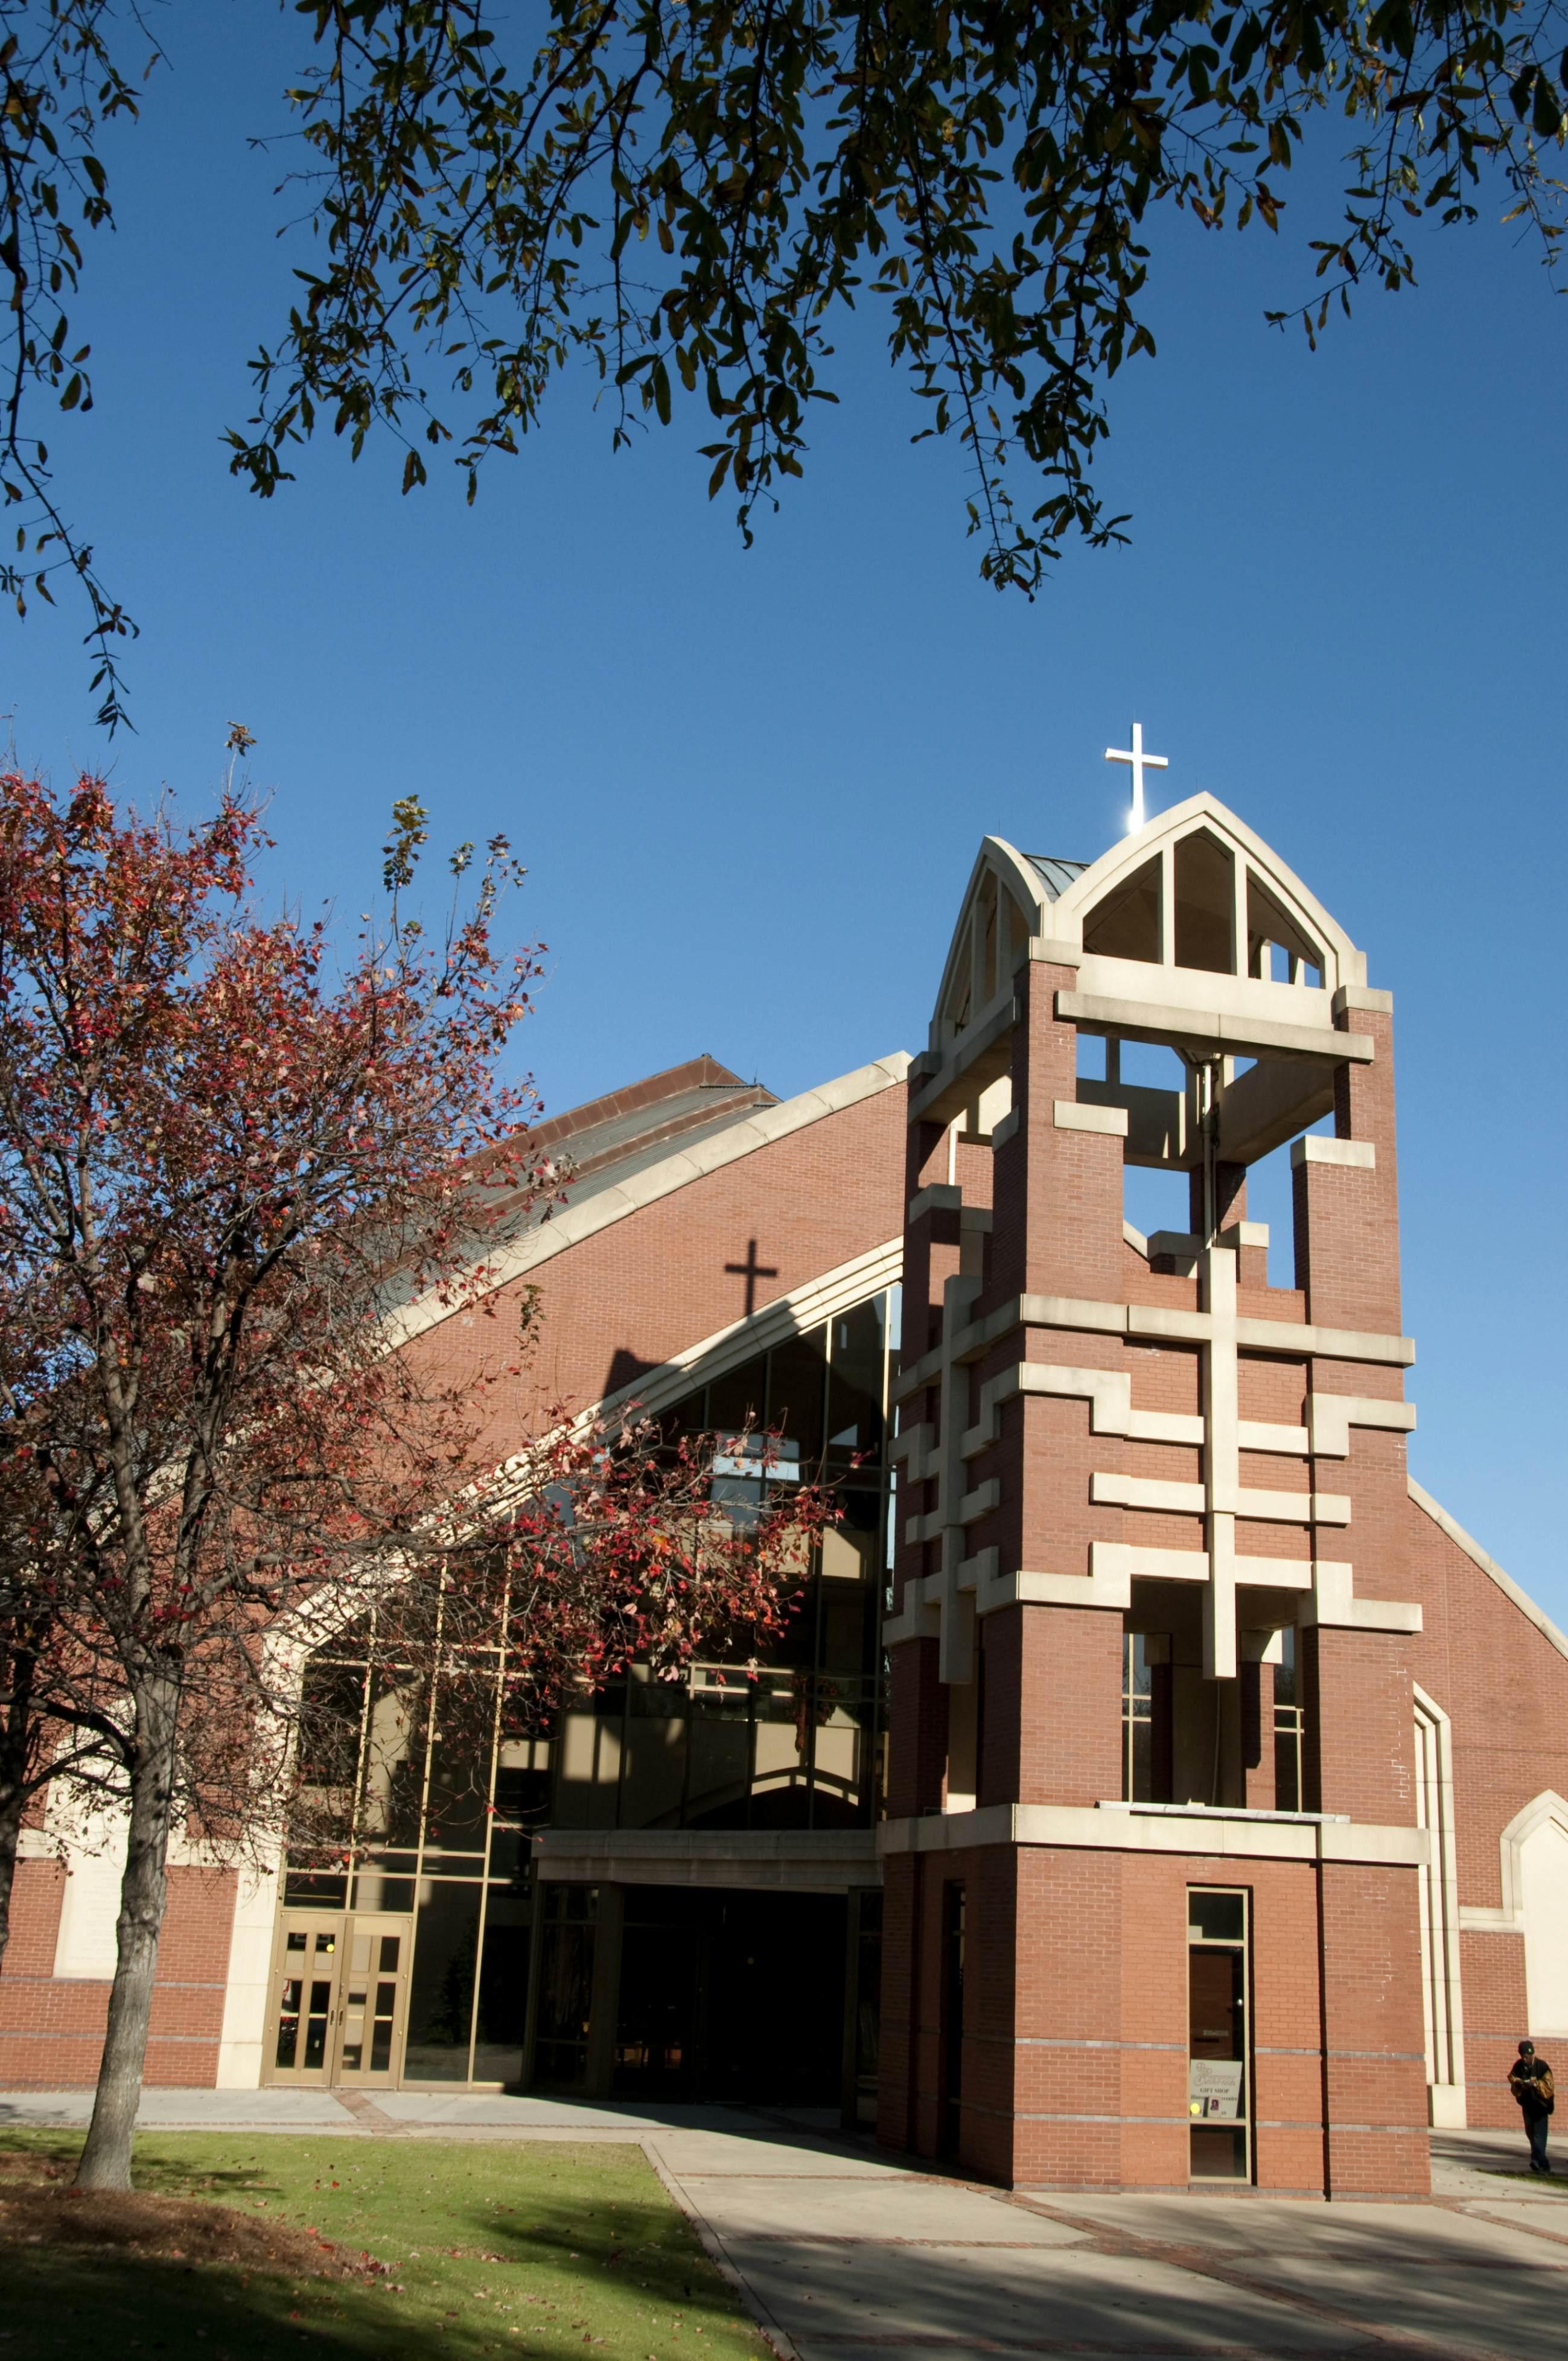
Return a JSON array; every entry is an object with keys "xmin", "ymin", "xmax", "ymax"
[
  {"xmin": 282, "ymin": 1412, "xmax": 830, "ymax": 1882},
  {"xmin": 0, "ymin": 756, "xmax": 830, "ymax": 2191}
]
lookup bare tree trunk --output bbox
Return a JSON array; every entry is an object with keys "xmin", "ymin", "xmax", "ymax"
[
  {"xmin": 0, "ymin": 1636, "xmax": 39, "ymax": 1977},
  {"xmin": 73, "ymin": 1668, "xmax": 180, "ymax": 2191}
]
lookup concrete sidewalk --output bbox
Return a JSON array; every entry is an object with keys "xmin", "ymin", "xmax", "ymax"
[
  {"xmin": 0, "ymin": 2085, "xmax": 830, "ymax": 2138},
  {"xmin": 649, "ymin": 2124, "xmax": 1568, "ymax": 2361},
  {"xmin": 4, "ymin": 2092, "xmax": 1567, "ymax": 2359}
]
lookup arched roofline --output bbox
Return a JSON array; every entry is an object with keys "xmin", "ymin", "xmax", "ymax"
[
  {"xmin": 930, "ymin": 836, "xmax": 1059, "ymax": 1040},
  {"xmin": 1048, "ymin": 792, "xmax": 1366, "ymax": 989}
]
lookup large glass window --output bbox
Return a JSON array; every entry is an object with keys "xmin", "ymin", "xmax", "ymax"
[
  {"xmin": 533, "ymin": 1884, "xmax": 598, "ymax": 2089},
  {"xmin": 550, "ymin": 1286, "xmax": 898, "ymax": 1834},
  {"xmin": 281, "ymin": 1281, "xmax": 897, "ymax": 2080},
  {"xmin": 284, "ymin": 1604, "xmax": 547, "ymax": 2086}
]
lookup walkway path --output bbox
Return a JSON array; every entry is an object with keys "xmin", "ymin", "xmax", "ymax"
[{"xmin": 2, "ymin": 2092, "xmax": 1564, "ymax": 2360}]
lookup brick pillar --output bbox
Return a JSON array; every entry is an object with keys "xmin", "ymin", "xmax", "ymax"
[
  {"xmin": 876, "ymin": 1854, "xmax": 920, "ymax": 2152},
  {"xmin": 989, "ymin": 961, "xmax": 1127, "ymax": 1799},
  {"xmin": 909, "ymin": 1855, "xmax": 946, "ymax": 2157},
  {"xmin": 890, "ymin": 1114, "xmax": 964, "ymax": 1820},
  {"xmin": 992, "ymin": 960, "xmax": 1123, "ymax": 1302},
  {"xmin": 972, "ymin": 956, "xmax": 1130, "ymax": 2182},
  {"xmin": 1241, "ymin": 1649, "xmax": 1275, "ymax": 1810},
  {"xmin": 1293, "ymin": 995, "xmax": 1415, "ymax": 1813},
  {"xmin": 1009, "ymin": 1848, "xmax": 1130, "ymax": 2188},
  {"xmin": 888, "ymin": 1638, "xmax": 946, "ymax": 1820},
  {"xmin": 1292, "ymin": 989, "xmax": 1426, "ymax": 2193},
  {"xmin": 1318, "ymin": 1861, "xmax": 1431, "ymax": 2196},
  {"xmin": 964, "ymin": 1844, "xmax": 1020, "ymax": 2181}
]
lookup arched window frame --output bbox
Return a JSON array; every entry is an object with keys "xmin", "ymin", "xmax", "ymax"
[{"xmin": 1045, "ymin": 797, "xmax": 1363, "ymax": 998}]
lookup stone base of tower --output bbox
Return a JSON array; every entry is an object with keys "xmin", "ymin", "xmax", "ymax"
[{"xmin": 877, "ymin": 1827, "xmax": 1430, "ymax": 2198}]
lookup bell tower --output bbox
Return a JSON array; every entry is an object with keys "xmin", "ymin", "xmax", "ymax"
[{"xmin": 879, "ymin": 790, "xmax": 1431, "ymax": 2195}]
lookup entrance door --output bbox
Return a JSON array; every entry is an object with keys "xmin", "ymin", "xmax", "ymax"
[
  {"xmin": 271, "ymin": 1913, "xmax": 345, "ymax": 2083},
  {"xmin": 267, "ymin": 1910, "xmax": 413, "ymax": 2086},
  {"xmin": 335, "ymin": 1915, "xmax": 410, "ymax": 2084}
]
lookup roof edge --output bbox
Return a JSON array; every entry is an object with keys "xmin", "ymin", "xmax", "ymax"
[
  {"xmin": 526, "ymin": 1054, "xmax": 763, "ymax": 1155},
  {"xmin": 1408, "ymin": 1477, "xmax": 1568, "ymax": 1665},
  {"xmin": 384, "ymin": 1051, "xmax": 913, "ymax": 1353}
]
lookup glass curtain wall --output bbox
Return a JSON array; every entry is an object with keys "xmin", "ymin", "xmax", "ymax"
[
  {"xmin": 551, "ymin": 1286, "xmax": 899, "ymax": 1833},
  {"xmin": 283, "ymin": 1279, "xmax": 898, "ymax": 2081},
  {"xmin": 285, "ymin": 1608, "xmax": 549, "ymax": 2085}
]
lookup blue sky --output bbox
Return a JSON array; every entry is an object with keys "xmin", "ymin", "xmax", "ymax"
[{"xmin": 7, "ymin": 7, "xmax": 1566, "ymax": 1619}]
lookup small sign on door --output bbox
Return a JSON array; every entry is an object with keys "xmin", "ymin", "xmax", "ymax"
[{"xmin": 1189, "ymin": 2060, "xmax": 1244, "ymax": 2120}]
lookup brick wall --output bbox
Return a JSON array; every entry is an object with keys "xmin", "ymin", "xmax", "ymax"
[
  {"xmin": 0, "ymin": 1864, "xmax": 238, "ymax": 2090},
  {"xmin": 410, "ymin": 1083, "xmax": 908, "ymax": 1453},
  {"xmin": 885, "ymin": 1837, "xmax": 1427, "ymax": 2193},
  {"xmin": 1405, "ymin": 1488, "xmax": 1568, "ymax": 2128}
]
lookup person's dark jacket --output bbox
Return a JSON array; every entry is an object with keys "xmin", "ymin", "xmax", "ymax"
[{"xmin": 1509, "ymin": 2057, "xmax": 1555, "ymax": 2117}]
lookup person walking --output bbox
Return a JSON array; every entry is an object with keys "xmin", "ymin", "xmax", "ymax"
[{"xmin": 1508, "ymin": 2039, "xmax": 1555, "ymax": 2175}]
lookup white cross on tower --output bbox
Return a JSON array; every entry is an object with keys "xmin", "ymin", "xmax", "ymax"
[{"xmin": 1105, "ymin": 721, "xmax": 1168, "ymax": 831}]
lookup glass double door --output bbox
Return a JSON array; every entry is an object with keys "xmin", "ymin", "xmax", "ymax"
[{"xmin": 269, "ymin": 1910, "xmax": 412, "ymax": 2086}]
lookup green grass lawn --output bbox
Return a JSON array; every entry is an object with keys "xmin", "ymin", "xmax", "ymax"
[{"xmin": 0, "ymin": 2130, "xmax": 774, "ymax": 2361}]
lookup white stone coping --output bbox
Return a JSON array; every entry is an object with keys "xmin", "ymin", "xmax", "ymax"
[
  {"xmin": 894, "ymin": 1287, "xmax": 1413, "ymax": 1403},
  {"xmin": 1147, "ymin": 1222, "xmax": 1269, "ymax": 1261},
  {"xmin": 909, "ymin": 987, "xmax": 1018, "ymax": 1124},
  {"xmin": 532, "ymin": 1827, "xmax": 882, "ymax": 1891},
  {"xmin": 1030, "ymin": 935, "xmax": 1083, "ymax": 968},
  {"xmin": 1054, "ymin": 1098, "xmax": 1129, "ymax": 1136},
  {"xmin": 1292, "ymin": 1135, "xmax": 1376, "ymax": 1171},
  {"xmin": 1409, "ymin": 1479, "xmax": 1568, "ymax": 1665},
  {"xmin": 384, "ymin": 1052, "xmax": 912, "ymax": 1349},
  {"xmin": 879, "ymin": 1802, "xmax": 1428, "ymax": 1867},
  {"xmin": 907, "ymin": 1184, "xmax": 993, "ymax": 1230},
  {"xmin": 1057, "ymin": 988, "xmax": 1374, "ymax": 1069}
]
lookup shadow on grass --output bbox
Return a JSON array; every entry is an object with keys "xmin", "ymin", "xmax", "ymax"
[
  {"xmin": 1, "ymin": 2128, "xmax": 271, "ymax": 2191},
  {"xmin": 0, "ymin": 2242, "xmax": 500, "ymax": 2361},
  {"xmin": 0, "ymin": 2132, "xmax": 766, "ymax": 2361}
]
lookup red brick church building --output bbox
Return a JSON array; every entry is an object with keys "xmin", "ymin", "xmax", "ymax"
[{"xmin": 4, "ymin": 784, "xmax": 1566, "ymax": 2197}]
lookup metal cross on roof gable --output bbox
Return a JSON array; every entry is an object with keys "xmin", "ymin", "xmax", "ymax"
[{"xmin": 1105, "ymin": 721, "xmax": 1168, "ymax": 831}]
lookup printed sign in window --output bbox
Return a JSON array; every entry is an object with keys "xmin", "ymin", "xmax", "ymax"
[{"xmin": 1189, "ymin": 2059, "xmax": 1245, "ymax": 2121}]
